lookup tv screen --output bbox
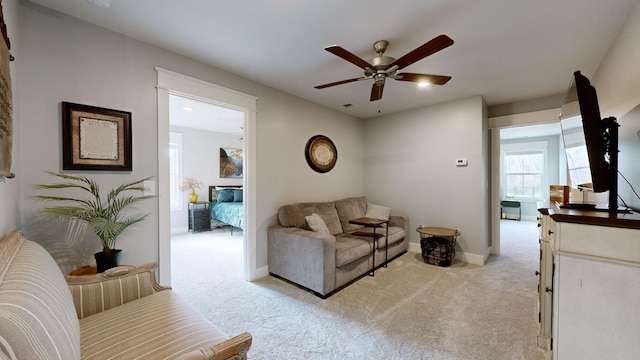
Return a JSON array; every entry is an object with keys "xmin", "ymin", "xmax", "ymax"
[{"xmin": 560, "ymin": 71, "xmax": 610, "ymax": 193}]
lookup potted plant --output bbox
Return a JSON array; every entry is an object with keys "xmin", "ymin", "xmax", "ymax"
[
  {"xmin": 33, "ymin": 172, "xmax": 155, "ymax": 272},
  {"xmin": 180, "ymin": 177, "xmax": 203, "ymax": 203}
]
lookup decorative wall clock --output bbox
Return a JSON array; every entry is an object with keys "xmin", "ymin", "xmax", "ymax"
[{"xmin": 305, "ymin": 135, "xmax": 337, "ymax": 173}]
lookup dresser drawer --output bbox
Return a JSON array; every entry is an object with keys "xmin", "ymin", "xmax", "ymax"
[{"xmin": 192, "ymin": 209, "xmax": 209, "ymax": 219}]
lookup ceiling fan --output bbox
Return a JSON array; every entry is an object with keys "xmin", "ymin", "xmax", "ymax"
[{"xmin": 314, "ymin": 35, "xmax": 454, "ymax": 101}]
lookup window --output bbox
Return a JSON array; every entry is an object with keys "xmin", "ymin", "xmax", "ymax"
[
  {"xmin": 503, "ymin": 141, "xmax": 547, "ymax": 200},
  {"xmin": 169, "ymin": 132, "xmax": 183, "ymax": 211},
  {"xmin": 565, "ymin": 144, "xmax": 592, "ymax": 187}
]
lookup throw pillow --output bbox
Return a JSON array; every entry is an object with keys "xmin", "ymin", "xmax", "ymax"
[
  {"xmin": 233, "ymin": 189, "xmax": 243, "ymax": 202},
  {"xmin": 305, "ymin": 213, "xmax": 330, "ymax": 234},
  {"xmin": 365, "ymin": 203, "xmax": 391, "ymax": 220},
  {"xmin": 215, "ymin": 189, "xmax": 234, "ymax": 202}
]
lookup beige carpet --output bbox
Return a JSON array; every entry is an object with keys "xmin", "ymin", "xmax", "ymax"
[{"xmin": 171, "ymin": 221, "xmax": 550, "ymax": 360}]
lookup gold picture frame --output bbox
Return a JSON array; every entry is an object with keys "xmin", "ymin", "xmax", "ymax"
[{"xmin": 62, "ymin": 102, "xmax": 132, "ymax": 171}]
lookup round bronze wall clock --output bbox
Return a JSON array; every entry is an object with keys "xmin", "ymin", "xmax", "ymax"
[{"xmin": 305, "ymin": 135, "xmax": 337, "ymax": 173}]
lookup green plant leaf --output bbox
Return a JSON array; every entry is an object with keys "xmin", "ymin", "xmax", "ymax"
[{"xmin": 33, "ymin": 172, "xmax": 155, "ymax": 251}]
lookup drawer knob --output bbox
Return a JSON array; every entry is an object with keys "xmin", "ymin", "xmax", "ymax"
[
  {"xmin": 548, "ymin": 230, "xmax": 554, "ymax": 236},
  {"xmin": 535, "ymin": 271, "xmax": 540, "ymax": 276},
  {"xmin": 545, "ymin": 287, "xmax": 553, "ymax": 293}
]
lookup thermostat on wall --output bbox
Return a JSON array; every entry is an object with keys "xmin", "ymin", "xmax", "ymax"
[{"xmin": 455, "ymin": 158, "xmax": 468, "ymax": 167}]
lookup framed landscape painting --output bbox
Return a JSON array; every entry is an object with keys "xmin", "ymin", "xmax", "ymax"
[{"xmin": 220, "ymin": 147, "xmax": 243, "ymax": 178}]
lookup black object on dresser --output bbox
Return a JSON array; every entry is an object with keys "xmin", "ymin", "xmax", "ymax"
[{"xmin": 188, "ymin": 202, "xmax": 211, "ymax": 233}]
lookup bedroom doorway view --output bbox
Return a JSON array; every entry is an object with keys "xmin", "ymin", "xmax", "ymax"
[
  {"xmin": 496, "ymin": 122, "xmax": 562, "ymax": 258},
  {"xmin": 168, "ymin": 94, "xmax": 247, "ymax": 289}
]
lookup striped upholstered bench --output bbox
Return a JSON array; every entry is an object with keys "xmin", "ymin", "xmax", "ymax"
[{"xmin": 0, "ymin": 230, "xmax": 252, "ymax": 360}]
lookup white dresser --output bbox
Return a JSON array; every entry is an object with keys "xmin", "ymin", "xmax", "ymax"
[{"xmin": 537, "ymin": 205, "xmax": 640, "ymax": 359}]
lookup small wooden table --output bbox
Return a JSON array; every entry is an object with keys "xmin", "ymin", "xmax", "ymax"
[
  {"xmin": 349, "ymin": 217, "xmax": 389, "ymax": 276},
  {"xmin": 69, "ymin": 265, "xmax": 98, "ymax": 276},
  {"xmin": 416, "ymin": 227, "xmax": 460, "ymax": 266}
]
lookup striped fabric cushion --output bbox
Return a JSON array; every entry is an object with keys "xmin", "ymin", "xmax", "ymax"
[
  {"xmin": 80, "ymin": 290, "xmax": 229, "ymax": 360},
  {"xmin": 66, "ymin": 263, "xmax": 163, "ymax": 319},
  {"xmin": 0, "ymin": 230, "xmax": 81, "ymax": 360}
]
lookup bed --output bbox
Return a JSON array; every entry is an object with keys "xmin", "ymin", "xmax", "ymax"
[{"xmin": 209, "ymin": 185, "xmax": 244, "ymax": 234}]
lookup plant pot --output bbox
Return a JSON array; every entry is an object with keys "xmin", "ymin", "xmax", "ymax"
[{"xmin": 94, "ymin": 249, "xmax": 122, "ymax": 273}]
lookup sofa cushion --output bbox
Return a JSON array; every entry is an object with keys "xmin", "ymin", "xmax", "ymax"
[
  {"xmin": 365, "ymin": 203, "xmax": 391, "ymax": 221},
  {"xmin": 334, "ymin": 196, "xmax": 367, "ymax": 233},
  {"xmin": 66, "ymin": 263, "xmax": 163, "ymax": 319},
  {"xmin": 334, "ymin": 235, "xmax": 372, "ymax": 267},
  {"xmin": 0, "ymin": 231, "xmax": 81, "ymax": 360},
  {"xmin": 80, "ymin": 290, "xmax": 229, "ymax": 359},
  {"xmin": 305, "ymin": 213, "xmax": 330, "ymax": 234},
  {"xmin": 350, "ymin": 226, "xmax": 406, "ymax": 249},
  {"xmin": 278, "ymin": 202, "xmax": 342, "ymax": 235}
]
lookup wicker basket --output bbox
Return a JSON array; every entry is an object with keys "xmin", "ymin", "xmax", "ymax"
[{"xmin": 420, "ymin": 236, "xmax": 456, "ymax": 267}]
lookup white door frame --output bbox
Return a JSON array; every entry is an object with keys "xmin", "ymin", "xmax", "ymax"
[{"xmin": 156, "ymin": 68, "xmax": 258, "ymax": 284}]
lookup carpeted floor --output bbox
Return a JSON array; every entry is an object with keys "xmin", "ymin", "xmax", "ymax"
[{"xmin": 171, "ymin": 221, "xmax": 551, "ymax": 360}]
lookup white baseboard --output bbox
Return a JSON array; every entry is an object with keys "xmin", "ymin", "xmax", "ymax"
[
  {"xmin": 171, "ymin": 226, "xmax": 189, "ymax": 235},
  {"xmin": 459, "ymin": 252, "xmax": 487, "ymax": 265},
  {"xmin": 408, "ymin": 242, "xmax": 487, "ymax": 265}
]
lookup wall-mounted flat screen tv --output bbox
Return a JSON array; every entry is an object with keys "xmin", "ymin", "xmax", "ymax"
[{"xmin": 560, "ymin": 70, "xmax": 623, "ymax": 212}]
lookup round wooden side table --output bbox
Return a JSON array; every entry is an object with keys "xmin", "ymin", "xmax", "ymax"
[{"xmin": 416, "ymin": 226, "xmax": 460, "ymax": 267}]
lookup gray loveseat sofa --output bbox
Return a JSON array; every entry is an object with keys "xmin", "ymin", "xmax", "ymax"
[
  {"xmin": 268, "ymin": 196, "xmax": 408, "ymax": 298},
  {"xmin": 0, "ymin": 230, "xmax": 251, "ymax": 360}
]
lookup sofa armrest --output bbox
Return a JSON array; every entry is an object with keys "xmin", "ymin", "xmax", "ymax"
[
  {"xmin": 65, "ymin": 262, "xmax": 170, "ymax": 319},
  {"xmin": 268, "ymin": 226, "xmax": 336, "ymax": 296},
  {"xmin": 175, "ymin": 332, "xmax": 252, "ymax": 360},
  {"xmin": 389, "ymin": 214, "xmax": 410, "ymax": 246},
  {"xmin": 389, "ymin": 214, "xmax": 408, "ymax": 230}
]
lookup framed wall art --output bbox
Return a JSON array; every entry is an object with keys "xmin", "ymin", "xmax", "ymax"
[
  {"xmin": 305, "ymin": 135, "xmax": 337, "ymax": 173},
  {"xmin": 220, "ymin": 147, "xmax": 243, "ymax": 178},
  {"xmin": 61, "ymin": 102, "xmax": 132, "ymax": 171}
]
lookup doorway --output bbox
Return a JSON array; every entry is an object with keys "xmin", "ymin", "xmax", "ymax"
[
  {"xmin": 491, "ymin": 121, "xmax": 562, "ymax": 256},
  {"xmin": 156, "ymin": 68, "xmax": 258, "ymax": 285}
]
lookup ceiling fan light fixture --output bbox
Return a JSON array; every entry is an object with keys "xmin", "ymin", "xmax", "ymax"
[{"xmin": 315, "ymin": 35, "xmax": 454, "ymax": 101}]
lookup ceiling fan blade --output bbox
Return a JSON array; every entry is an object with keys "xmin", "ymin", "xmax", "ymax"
[
  {"xmin": 370, "ymin": 82, "xmax": 384, "ymax": 101},
  {"xmin": 389, "ymin": 35, "xmax": 454, "ymax": 70},
  {"xmin": 394, "ymin": 73, "xmax": 452, "ymax": 85},
  {"xmin": 325, "ymin": 45, "xmax": 372, "ymax": 70},
  {"xmin": 314, "ymin": 77, "xmax": 365, "ymax": 89}
]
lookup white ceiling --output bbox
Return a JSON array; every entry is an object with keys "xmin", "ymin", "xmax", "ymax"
[
  {"xmin": 169, "ymin": 95, "xmax": 244, "ymax": 136},
  {"xmin": 29, "ymin": 0, "xmax": 638, "ymax": 120}
]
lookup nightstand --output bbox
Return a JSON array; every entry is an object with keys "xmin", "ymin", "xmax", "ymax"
[{"xmin": 188, "ymin": 202, "xmax": 211, "ymax": 233}]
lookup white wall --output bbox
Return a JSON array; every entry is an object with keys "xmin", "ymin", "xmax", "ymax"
[
  {"xmin": 593, "ymin": 0, "xmax": 640, "ymax": 120},
  {"xmin": 363, "ymin": 96, "xmax": 490, "ymax": 264},
  {"xmin": 255, "ymin": 89, "xmax": 365, "ymax": 265},
  {"xmin": 617, "ymin": 105, "xmax": 640, "ymax": 211},
  {"xmin": 0, "ymin": 0, "xmax": 19, "ymax": 238},
  {"xmin": 170, "ymin": 126, "xmax": 242, "ymax": 233},
  {"xmin": 592, "ymin": 0, "xmax": 640, "ymax": 212},
  {"xmin": 17, "ymin": 2, "xmax": 363, "ymax": 274}
]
